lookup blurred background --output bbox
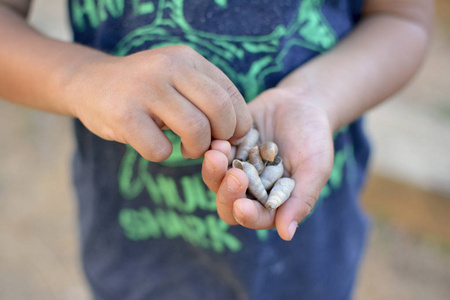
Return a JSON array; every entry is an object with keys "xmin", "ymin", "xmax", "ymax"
[{"xmin": 0, "ymin": 1, "xmax": 449, "ymax": 299}]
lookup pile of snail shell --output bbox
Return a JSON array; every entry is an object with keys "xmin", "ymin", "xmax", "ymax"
[{"xmin": 232, "ymin": 127, "xmax": 295, "ymax": 211}]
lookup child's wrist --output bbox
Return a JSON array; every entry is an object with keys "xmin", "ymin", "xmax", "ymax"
[{"xmin": 58, "ymin": 50, "xmax": 114, "ymax": 119}]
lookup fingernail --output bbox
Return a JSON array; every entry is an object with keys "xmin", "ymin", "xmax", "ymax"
[
  {"xmin": 226, "ymin": 174, "xmax": 241, "ymax": 193},
  {"xmin": 288, "ymin": 221, "xmax": 298, "ymax": 240},
  {"xmin": 233, "ymin": 205, "xmax": 245, "ymax": 225}
]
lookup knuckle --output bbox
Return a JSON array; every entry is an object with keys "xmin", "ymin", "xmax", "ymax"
[
  {"xmin": 209, "ymin": 89, "xmax": 236, "ymax": 140},
  {"xmin": 244, "ymin": 118, "xmax": 253, "ymax": 132},
  {"xmin": 105, "ymin": 109, "xmax": 135, "ymax": 143},
  {"xmin": 151, "ymin": 51, "xmax": 176, "ymax": 71},
  {"xmin": 101, "ymin": 127, "xmax": 119, "ymax": 142},
  {"xmin": 112, "ymin": 106, "xmax": 133, "ymax": 126},
  {"xmin": 225, "ymin": 83, "xmax": 244, "ymax": 103},
  {"xmin": 239, "ymin": 113, "xmax": 253, "ymax": 134},
  {"xmin": 213, "ymin": 95, "xmax": 235, "ymax": 130},
  {"xmin": 216, "ymin": 193, "xmax": 228, "ymax": 206},
  {"xmin": 132, "ymin": 133, "xmax": 172, "ymax": 162},
  {"xmin": 301, "ymin": 194, "xmax": 317, "ymax": 216},
  {"xmin": 175, "ymin": 44, "xmax": 195, "ymax": 54},
  {"xmin": 231, "ymin": 116, "xmax": 252, "ymax": 143},
  {"xmin": 188, "ymin": 116, "xmax": 210, "ymax": 142},
  {"xmin": 148, "ymin": 144, "xmax": 172, "ymax": 162},
  {"xmin": 218, "ymin": 210, "xmax": 238, "ymax": 225},
  {"xmin": 214, "ymin": 91, "xmax": 232, "ymax": 112},
  {"xmin": 170, "ymin": 45, "xmax": 198, "ymax": 60}
]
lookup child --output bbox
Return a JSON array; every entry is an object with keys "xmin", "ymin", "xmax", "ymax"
[{"xmin": 0, "ymin": 0, "xmax": 433, "ymax": 299}]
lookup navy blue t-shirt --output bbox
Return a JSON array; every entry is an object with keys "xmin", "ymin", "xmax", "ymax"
[{"xmin": 69, "ymin": 1, "xmax": 370, "ymax": 299}]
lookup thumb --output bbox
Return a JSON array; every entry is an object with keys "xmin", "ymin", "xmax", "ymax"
[{"xmin": 274, "ymin": 151, "xmax": 333, "ymax": 241}]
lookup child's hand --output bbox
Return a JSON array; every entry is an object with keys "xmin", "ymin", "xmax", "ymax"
[
  {"xmin": 66, "ymin": 45, "xmax": 252, "ymax": 161},
  {"xmin": 201, "ymin": 88, "xmax": 334, "ymax": 241}
]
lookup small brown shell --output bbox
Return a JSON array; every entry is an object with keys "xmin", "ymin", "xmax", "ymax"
[
  {"xmin": 259, "ymin": 142, "xmax": 278, "ymax": 162},
  {"xmin": 248, "ymin": 146, "xmax": 265, "ymax": 175},
  {"xmin": 232, "ymin": 160, "xmax": 268, "ymax": 205},
  {"xmin": 265, "ymin": 177, "xmax": 295, "ymax": 211}
]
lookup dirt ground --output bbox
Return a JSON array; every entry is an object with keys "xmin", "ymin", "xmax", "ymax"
[{"xmin": 1, "ymin": 1, "xmax": 450, "ymax": 299}]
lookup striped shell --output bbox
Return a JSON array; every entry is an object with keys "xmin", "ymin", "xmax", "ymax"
[
  {"xmin": 235, "ymin": 128, "xmax": 259, "ymax": 161},
  {"xmin": 248, "ymin": 145, "xmax": 265, "ymax": 175},
  {"xmin": 265, "ymin": 177, "xmax": 295, "ymax": 211},
  {"xmin": 232, "ymin": 159, "xmax": 268, "ymax": 205}
]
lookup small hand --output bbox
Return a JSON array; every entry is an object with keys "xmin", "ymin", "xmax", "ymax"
[
  {"xmin": 66, "ymin": 45, "xmax": 252, "ymax": 161},
  {"xmin": 202, "ymin": 88, "xmax": 334, "ymax": 240}
]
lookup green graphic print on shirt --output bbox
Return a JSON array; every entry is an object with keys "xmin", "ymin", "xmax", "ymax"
[{"xmin": 71, "ymin": 0, "xmax": 358, "ymax": 252}]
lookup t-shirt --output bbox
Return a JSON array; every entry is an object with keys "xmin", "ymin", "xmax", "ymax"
[{"xmin": 69, "ymin": 1, "xmax": 370, "ymax": 299}]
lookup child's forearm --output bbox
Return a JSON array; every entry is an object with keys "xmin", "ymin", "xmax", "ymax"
[
  {"xmin": 277, "ymin": 0, "xmax": 433, "ymax": 132},
  {"xmin": 0, "ymin": 3, "xmax": 107, "ymax": 116},
  {"xmin": 0, "ymin": 2, "xmax": 253, "ymax": 161}
]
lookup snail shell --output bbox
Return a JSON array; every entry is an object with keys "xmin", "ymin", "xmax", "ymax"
[
  {"xmin": 235, "ymin": 128, "xmax": 259, "ymax": 161},
  {"xmin": 259, "ymin": 141, "xmax": 278, "ymax": 162},
  {"xmin": 248, "ymin": 145, "xmax": 265, "ymax": 175},
  {"xmin": 265, "ymin": 177, "xmax": 295, "ymax": 211},
  {"xmin": 260, "ymin": 156, "xmax": 284, "ymax": 190},
  {"xmin": 232, "ymin": 159, "xmax": 268, "ymax": 205}
]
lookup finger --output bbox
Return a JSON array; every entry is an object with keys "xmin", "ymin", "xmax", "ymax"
[
  {"xmin": 215, "ymin": 168, "xmax": 248, "ymax": 225},
  {"xmin": 210, "ymin": 139, "xmax": 236, "ymax": 166},
  {"xmin": 121, "ymin": 112, "xmax": 173, "ymax": 162},
  {"xmin": 210, "ymin": 140, "xmax": 231, "ymax": 157},
  {"xmin": 149, "ymin": 86, "xmax": 211, "ymax": 159},
  {"xmin": 233, "ymin": 198, "xmax": 275, "ymax": 230},
  {"xmin": 187, "ymin": 55, "xmax": 253, "ymax": 143},
  {"xmin": 210, "ymin": 139, "xmax": 236, "ymax": 165},
  {"xmin": 202, "ymin": 150, "xmax": 228, "ymax": 193},
  {"xmin": 174, "ymin": 73, "xmax": 237, "ymax": 141},
  {"xmin": 275, "ymin": 154, "xmax": 333, "ymax": 241}
]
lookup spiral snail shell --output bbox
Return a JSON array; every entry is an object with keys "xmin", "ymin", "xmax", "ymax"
[
  {"xmin": 248, "ymin": 145, "xmax": 265, "ymax": 175},
  {"xmin": 231, "ymin": 125, "xmax": 296, "ymax": 211},
  {"xmin": 235, "ymin": 128, "xmax": 259, "ymax": 161},
  {"xmin": 265, "ymin": 178, "xmax": 295, "ymax": 211},
  {"xmin": 232, "ymin": 159, "xmax": 268, "ymax": 205},
  {"xmin": 259, "ymin": 156, "xmax": 284, "ymax": 190},
  {"xmin": 259, "ymin": 141, "xmax": 278, "ymax": 162}
]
